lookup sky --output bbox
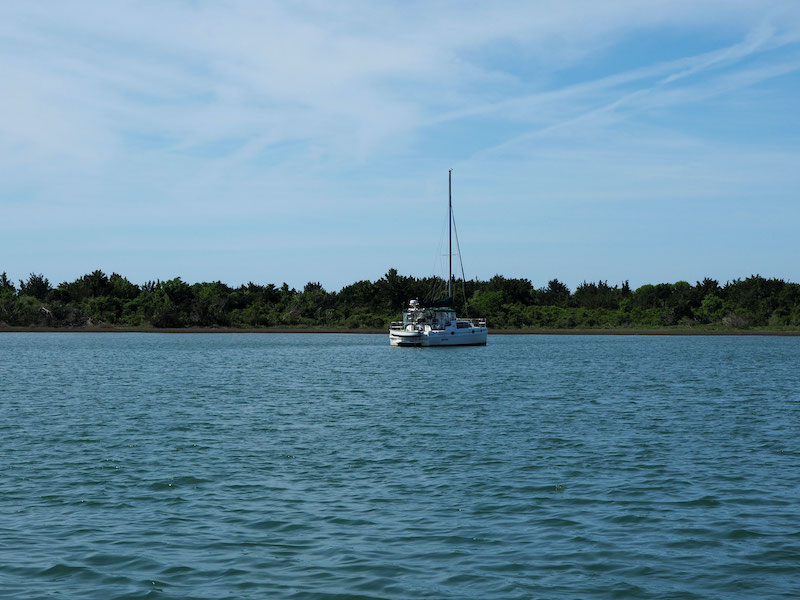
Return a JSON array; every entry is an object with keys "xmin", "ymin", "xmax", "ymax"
[{"xmin": 1, "ymin": 1, "xmax": 799, "ymax": 292}]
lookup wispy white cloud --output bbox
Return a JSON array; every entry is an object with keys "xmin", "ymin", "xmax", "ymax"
[
  {"xmin": 1, "ymin": 1, "xmax": 799, "ymax": 287},
  {"xmin": 452, "ymin": 19, "xmax": 800, "ymax": 168},
  {"xmin": 3, "ymin": 0, "xmax": 797, "ymax": 167}
]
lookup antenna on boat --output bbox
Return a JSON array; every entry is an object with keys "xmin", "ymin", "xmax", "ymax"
[{"xmin": 448, "ymin": 169, "xmax": 453, "ymax": 299}]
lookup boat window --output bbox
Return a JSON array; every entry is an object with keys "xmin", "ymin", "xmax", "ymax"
[{"xmin": 456, "ymin": 322, "xmax": 470, "ymax": 328}]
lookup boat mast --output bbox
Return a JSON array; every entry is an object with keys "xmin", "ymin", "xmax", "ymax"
[
  {"xmin": 448, "ymin": 169, "xmax": 454, "ymax": 299},
  {"xmin": 448, "ymin": 169, "xmax": 453, "ymax": 299}
]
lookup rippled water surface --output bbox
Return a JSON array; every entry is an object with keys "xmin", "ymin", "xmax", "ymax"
[{"xmin": 2, "ymin": 333, "xmax": 799, "ymax": 599}]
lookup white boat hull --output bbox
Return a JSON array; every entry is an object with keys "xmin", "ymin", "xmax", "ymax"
[{"xmin": 389, "ymin": 327, "xmax": 487, "ymax": 347}]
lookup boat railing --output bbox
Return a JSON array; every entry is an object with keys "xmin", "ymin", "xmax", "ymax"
[
  {"xmin": 472, "ymin": 317, "xmax": 487, "ymax": 328},
  {"xmin": 389, "ymin": 321, "xmax": 404, "ymax": 330}
]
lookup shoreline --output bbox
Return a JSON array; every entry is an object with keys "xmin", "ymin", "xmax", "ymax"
[{"xmin": 2, "ymin": 326, "xmax": 800, "ymax": 336}]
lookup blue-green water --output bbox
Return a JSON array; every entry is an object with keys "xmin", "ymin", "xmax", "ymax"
[{"xmin": 2, "ymin": 333, "xmax": 799, "ymax": 599}]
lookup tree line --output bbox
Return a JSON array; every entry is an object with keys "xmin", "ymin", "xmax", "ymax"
[{"xmin": 1, "ymin": 269, "xmax": 799, "ymax": 329}]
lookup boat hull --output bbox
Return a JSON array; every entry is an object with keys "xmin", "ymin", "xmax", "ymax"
[{"xmin": 389, "ymin": 328, "xmax": 487, "ymax": 347}]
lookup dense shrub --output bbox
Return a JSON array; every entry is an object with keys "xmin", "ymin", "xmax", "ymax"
[{"xmin": 1, "ymin": 270, "xmax": 797, "ymax": 329}]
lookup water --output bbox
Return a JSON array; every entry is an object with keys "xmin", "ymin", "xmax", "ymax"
[{"xmin": 1, "ymin": 333, "xmax": 799, "ymax": 599}]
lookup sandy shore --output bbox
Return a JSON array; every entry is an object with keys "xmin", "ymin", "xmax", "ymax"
[{"xmin": 2, "ymin": 326, "xmax": 800, "ymax": 336}]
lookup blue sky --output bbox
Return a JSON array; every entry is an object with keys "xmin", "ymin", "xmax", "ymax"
[{"xmin": 2, "ymin": 1, "xmax": 799, "ymax": 291}]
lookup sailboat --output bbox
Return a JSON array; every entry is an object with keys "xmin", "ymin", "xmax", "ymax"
[{"xmin": 388, "ymin": 170, "xmax": 488, "ymax": 347}]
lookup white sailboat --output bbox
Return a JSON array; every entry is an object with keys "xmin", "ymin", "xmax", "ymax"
[{"xmin": 389, "ymin": 171, "xmax": 488, "ymax": 347}]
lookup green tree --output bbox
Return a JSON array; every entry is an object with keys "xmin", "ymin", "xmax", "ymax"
[
  {"xmin": 191, "ymin": 281, "xmax": 231, "ymax": 326},
  {"xmin": 469, "ymin": 289, "xmax": 505, "ymax": 324},
  {"xmin": 19, "ymin": 273, "xmax": 51, "ymax": 300},
  {"xmin": 0, "ymin": 272, "xmax": 15, "ymax": 293},
  {"xmin": 696, "ymin": 294, "xmax": 725, "ymax": 323},
  {"xmin": 109, "ymin": 273, "xmax": 140, "ymax": 300},
  {"xmin": 0, "ymin": 273, "xmax": 16, "ymax": 323},
  {"xmin": 540, "ymin": 279, "xmax": 570, "ymax": 306}
]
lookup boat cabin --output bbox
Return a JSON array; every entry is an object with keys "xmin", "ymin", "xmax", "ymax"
[{"xmin": 403, "ymin": 307, "xmax": 457, "ymax": 331}]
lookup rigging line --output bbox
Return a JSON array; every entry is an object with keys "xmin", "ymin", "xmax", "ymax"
[
  {"xmin": 427, "ymin": 270, "xmax": 447, "ymax": 303},
  {"xmin": 430, "ymin": 244, "xmax": 447, "ymax": 301},
  {"xmin": 450, "ymin": 203, "xmax": 470, "ymax": 316},
  {"xmin": 427, "ymin": 206, "xmax": 448, "ymax": 302}
]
